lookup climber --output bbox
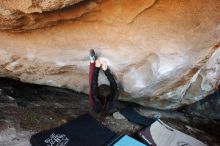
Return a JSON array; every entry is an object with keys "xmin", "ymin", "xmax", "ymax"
[{"xmin": 89, "ymin": 49, "xmax": 118, "ymax": 114}]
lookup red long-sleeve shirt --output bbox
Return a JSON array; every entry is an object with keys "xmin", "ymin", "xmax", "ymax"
[{"xmin": 89, "ymin": 62, "xmax": 95, "ymax": 108}]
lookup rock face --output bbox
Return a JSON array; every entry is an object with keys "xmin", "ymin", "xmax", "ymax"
[{"xmin": 0, "ymin": 0, "xmax": 219, "ymax": 109}]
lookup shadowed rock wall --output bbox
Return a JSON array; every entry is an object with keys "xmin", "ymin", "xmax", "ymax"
[{"xmin": 0, "ymin": 0, "xmax": 219, "ymax": 109}]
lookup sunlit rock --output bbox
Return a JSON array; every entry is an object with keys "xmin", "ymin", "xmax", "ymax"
[{"xmin": 0, "ymin": 0, "xmax": 219, "ymax": 109}]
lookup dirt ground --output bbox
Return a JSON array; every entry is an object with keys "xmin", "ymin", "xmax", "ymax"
[{"xmin": 0, "ymin": 78, "xmax": 220, "ymax": 146}]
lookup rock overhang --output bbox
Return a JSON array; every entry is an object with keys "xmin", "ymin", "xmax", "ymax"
[{"xmin": 0, "ymin": 0, "xmax": 219, "ymax": 109}]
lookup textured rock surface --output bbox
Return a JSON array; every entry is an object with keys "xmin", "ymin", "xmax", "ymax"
[
  {"xmin": 185, "ymin": 88, "xmax": 220, "ymax": 119},
  {"xmin": 0, "ymin": 0, "xmax": 220, "ymax": 109},
  {"xmin": 0, "ymin": 0, "xmax": 84, "ymax": 19}
]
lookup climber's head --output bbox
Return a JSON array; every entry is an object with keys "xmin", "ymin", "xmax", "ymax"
[{"xmin": 98, "ymin": 84, "xmax": 111, "ymax": 104}]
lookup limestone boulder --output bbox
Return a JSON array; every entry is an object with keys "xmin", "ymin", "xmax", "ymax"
[{"xmin": 0, "ymin": 0, "xmax": 220, "ymax": 109}]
